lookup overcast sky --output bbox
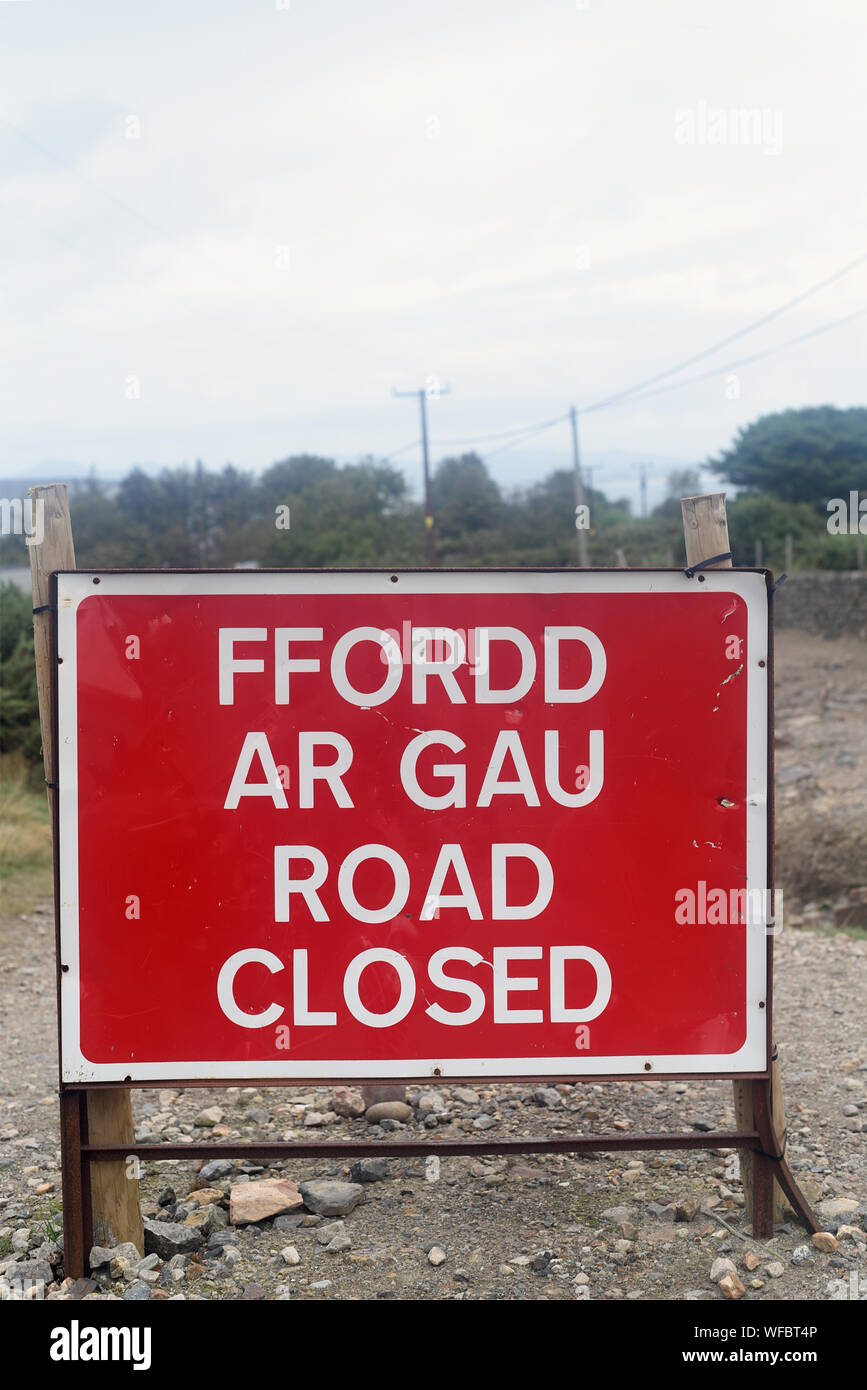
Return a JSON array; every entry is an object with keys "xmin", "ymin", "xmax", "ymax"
[{"xmin": 0, "ymin": 0, "xmax": 865, "ymax": 508}]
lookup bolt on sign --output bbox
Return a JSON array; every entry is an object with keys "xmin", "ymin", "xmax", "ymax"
[{"xmin": 55, "ymin": 570, "xmax": 771, "ymax": 1084}]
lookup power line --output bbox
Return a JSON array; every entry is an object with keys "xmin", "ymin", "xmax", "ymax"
[
  {"xmin": 582, "ymin": 249, "xmax": 867, "ymax": 414},
  {"xmin": 482, "ymin": 417, "xmax": 569, "ymax": 458},
  {"xmin": 382, "ymin": 439, "xmax": 421, "ymax": 461},
  {"xmin": 432, "ymin": 411, "xmax": 569, "ymax": 447},
  {"xmin": 594, "ymin": 306, "xmax": 866, "ymax": 411},
  {"xmin": 0, "ymin": 115, "xmax": 267, "ymax": 303},
  {"xmin": 0, "ymin": 117, "xmax": 187, "ymax": 251},
  {"xmin": 426, "ymin": 257, "xmax": 867, "ymax": 471}
]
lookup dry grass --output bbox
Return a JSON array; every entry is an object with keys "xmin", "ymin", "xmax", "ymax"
[{"xmin": 0, "ymin": 755, "xmax": 52, "ymax": 916}]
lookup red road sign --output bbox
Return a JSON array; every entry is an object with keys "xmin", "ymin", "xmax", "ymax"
[{"xmin": 56, "ymin": 570, "xmax": 770, "ymax": 1083}]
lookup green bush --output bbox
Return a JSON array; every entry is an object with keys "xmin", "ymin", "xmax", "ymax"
[{"xmin": 0, "ymin": 583, "xmax": 41, "ymax": 769}]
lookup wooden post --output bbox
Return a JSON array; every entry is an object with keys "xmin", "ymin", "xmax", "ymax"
[
  {"xmin": 681, "ymin": 493, "xmax": 786, "ymax": 1233},
  {"xmin": 28, "ymin": 483, "xmax": 144, "ymax": 1258}
]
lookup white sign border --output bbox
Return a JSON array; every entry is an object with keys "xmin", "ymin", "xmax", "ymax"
[{"xmin": 56, "ymin": 569, "xmax": 770, "ymax": 1082}]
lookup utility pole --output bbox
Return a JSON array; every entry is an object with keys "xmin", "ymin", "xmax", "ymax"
[
  {"xmin": 638, "ymin": 463, "xmax": 648, "ymax": 519},
  {"xmin": 392, "ymin": 383, "xmax": 450, "ymax": 566},
  {"xmin": 569, "ymin": 405, "xmax": 590, "ymax": 567}
]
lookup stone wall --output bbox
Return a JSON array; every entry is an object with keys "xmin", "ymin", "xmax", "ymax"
[{"xmin": 773, "ymin": 571, "xmax": 867, "ymax": 639}]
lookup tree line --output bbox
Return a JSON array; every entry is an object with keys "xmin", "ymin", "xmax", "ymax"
[{"xmin": 2, "ymin": 404, "xmax": 865, "ymax": 768}]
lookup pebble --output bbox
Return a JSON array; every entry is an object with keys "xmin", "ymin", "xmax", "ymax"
[
  {"xmin": 428, "ymin": 1246, "xmax": 447, "ymax": 1267},
  {"xmin": 836, "ymin": 1224, "xmax": 863, "ymax": 1242},
  {"xmin": 183, "ymin": 1204, "xmax": 225, "ymax": 1237},
  {"xmin": 193, "ymin": 1107, "xmax": 224, "ymax": 1128},
  {"xmin": 364, "ymin": 1102, "xmax": 413, "ymax": 1125},
  {"xmin": 197, "ymin": 1159, "xmax": 234, "ymax": 1185},
  {"xmin": 601, "ymin": 1206, "xmax": 635, "ymax": 1226},
  {"xmin": 326, "ymin": 1235, "xmax": 351, "ymax": 1254},
  {"xmin": 823, "ymin": 1278, "xmax": 851, "ymax": 1301},
  {"xmin": 718, "ymin": 1272, "xmax": 745, "ymax": 1299},
  {"xmin": 66, "ymin": 1278, "xmax": 98, "ymax": 1299},
  {"xmin": 5, "ymin": 1258, "xmax": 52, "ymax": 1287},
  {"xmin": 812, "ymin": 1231, "xmax": 838, "ymax": 1253},
  {"xmin": 417, "ymin": 1092, "xmax": 446, "ymax": 1113},
  {"xmin": 298, "ymin": 1180, "xmax": 365, "ymax": 1217},
  {"xmin": 817, "ymin": 1197, "xmax": 859, "ymax": 1219},
  {"xmin": 452, "ymin": 1088, "xmax": 480, "ymax": 1105},
  {"xmin": 533, "ymin": 1088, "xmax": 562, "ymax": 1108},
  {"xmin": 281, "ymin": 1246, "xmax": 300, "ymax": 1266},
  {"xmin": 710, "ymin": 1257, "xmax": 736, "ymax": 1282},
  {"xmin": 273, "ymin": 1213, "xmax": 306, "ymax": 1233},
  {"xmin": 229, "ymin": 1179, "xmax": 303, "ymax": 1226},
  {"xmin": 765, "ymin": 1261, "xmax": 785, "ymax": 1278},
  {"xmin": 314, "ymin": 1221, "xmax": 346, "ymax": 1246},
  {"xmin": 349, "ymin": 1158, "xmax": 390, "ymax": 1184},
  {"xmin": 143, "ymin": 1221, "xmax": 204, "ymax": 1260},
  {"xmin": 90, "ymin": 1241, "xmax": 143, "ymax": 1271},
  {"xmin": 331, "ymin": 1087, "xmax": 365, "ymax": 1118},
  {"xmin": 790, "ymin": 1244, "xmax": 812, "ymax": 1265},
  {"xmin": 123, "ymin": 1282, "xmax": 151, "ymax": 1301}
]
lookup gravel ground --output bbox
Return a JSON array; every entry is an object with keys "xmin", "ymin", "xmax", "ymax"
[
  {"xmin": 775, "ymin": 630, "xmax": 867, "ymax": 915},
  {"xmin": 1, "ymin": 631, "xmax": 865, "ymax": 1302}
]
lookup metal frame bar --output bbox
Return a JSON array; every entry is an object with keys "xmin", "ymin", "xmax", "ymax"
[{"xmin": 80, "ymin": 1130, "xmax": 761, "ymax": 1162}]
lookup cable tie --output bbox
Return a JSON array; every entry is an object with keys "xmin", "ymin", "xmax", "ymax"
[{"xmin": 684, "ymin": 551, "xmax": 732, "ymax": 578}]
